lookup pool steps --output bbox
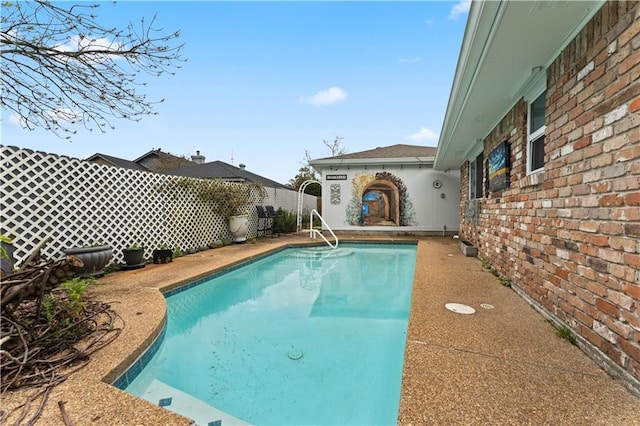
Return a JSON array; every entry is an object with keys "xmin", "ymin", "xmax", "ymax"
[{"xmin": 140, "ymin": 379, "xmax": 250, "ymax": 426}]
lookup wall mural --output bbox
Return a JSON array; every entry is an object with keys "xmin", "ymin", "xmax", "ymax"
[{"xmin": 345, "ymin": 171, "xmax": 417, "ymax": 226}]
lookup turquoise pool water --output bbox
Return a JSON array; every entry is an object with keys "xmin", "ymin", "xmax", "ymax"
[{"xmin": 119, "ymin": 243, "xmax": 417, "ymax": 425}]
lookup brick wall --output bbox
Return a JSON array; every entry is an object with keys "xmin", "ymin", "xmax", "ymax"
[{"xmin": 459, "ymin": 1, "xmax": 640, "ymax": 389}]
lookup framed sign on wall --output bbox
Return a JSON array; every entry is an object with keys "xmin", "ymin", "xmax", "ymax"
[{"xmin": 488, "ymin": 141, "xmax": 510, "ymax": 191}]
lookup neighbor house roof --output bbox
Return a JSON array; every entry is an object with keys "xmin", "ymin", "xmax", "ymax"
[
  {"xmin": 86, "ymin": 149, "xmax": 192, "ymax": 173},
  {"xmin": 309, "ymin": 144, "xmax": 436, "ymax": 168},
  {"xmin": 165, "ymin": 160, "xmax": 289, "ymax": 189},
  {"xmin": 435, "ymin": 0, "xmax": 603, "ymax": 171},
  {"xmin": 86, "ymin": 149, "xmax": 287, "ymax": 189},
  {"xmin": 132, "ymin": 149, "xmax": 193, "ymax": 173},
  {"xmin": 85, "ymin": 153, "xmax": 148, "ymax": 171}
]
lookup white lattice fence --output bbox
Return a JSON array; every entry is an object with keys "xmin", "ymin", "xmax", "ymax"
[{"xmin": 0, "ymin": 146, "xmax": 292, "ymax": 267}]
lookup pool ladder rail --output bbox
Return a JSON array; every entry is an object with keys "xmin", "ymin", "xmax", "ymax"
[{"xmin": 309, "ymin": 209, "xmax": 338, "ymax": 249}]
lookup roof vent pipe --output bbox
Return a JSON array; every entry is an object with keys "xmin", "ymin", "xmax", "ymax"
[{"xmin": 239, "ymin": 163, "xmax": 246, "ymax": 170}]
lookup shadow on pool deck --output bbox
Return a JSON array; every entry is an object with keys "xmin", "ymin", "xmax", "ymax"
[{"xmin": 2, "ymin": 234, "xmax": 639, "ymax": 425}]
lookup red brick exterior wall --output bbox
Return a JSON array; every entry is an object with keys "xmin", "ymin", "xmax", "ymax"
[{"xmin": 459, "ymin": 1, "xmax": 640, "ymax": 386}]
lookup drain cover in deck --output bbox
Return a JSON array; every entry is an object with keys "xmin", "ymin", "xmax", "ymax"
[{"xmin": 445, "ymin": 303, "xmax": 476, "ymax": 314}]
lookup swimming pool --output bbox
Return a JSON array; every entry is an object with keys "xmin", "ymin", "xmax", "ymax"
[{"xmin": 116, "ymin": 243, "xmax": 417, "ymax": 425}]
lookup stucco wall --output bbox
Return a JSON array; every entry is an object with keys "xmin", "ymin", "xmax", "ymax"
[
  {"xmin": 319, "ymin": 165, "xmax": 460, "ymax": 233},
  {"xmin": 458, "ymin": 1, "xmax": 640, "ymax": 390}
]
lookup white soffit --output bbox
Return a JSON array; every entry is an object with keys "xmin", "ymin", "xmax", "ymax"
[{"xmin": 435, "ymin": 0, "xmax": 604, "ymax": 171}]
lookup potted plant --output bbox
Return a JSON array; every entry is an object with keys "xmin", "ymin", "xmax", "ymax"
[
  {"xmin": 175, "ymin": 178, "xmax": 266, "ymax": 243},
  {"xmin": 122, "ymin": 243, "xmax": 145, "ymax": 269},
  {"xmin": 152, "ymin": 244, "xmax": 173, "ymax": 264},
  {"xmin": 63, "ymin": 244, "xmax": 113, "ymax": 278}
]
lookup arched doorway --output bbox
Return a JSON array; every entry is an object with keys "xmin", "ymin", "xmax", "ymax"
[{"xmin": 361, "ymin": 180, "xmax": 399, "ymax": 226}]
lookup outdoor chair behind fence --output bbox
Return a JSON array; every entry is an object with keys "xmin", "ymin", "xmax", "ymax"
[
  {"xmin": 256, "ymin": 205, "xmax": 274, "ymax": 237},
  {"xmin": 265, "ymin": 206, "xmax": 283, "ymax": 236}
]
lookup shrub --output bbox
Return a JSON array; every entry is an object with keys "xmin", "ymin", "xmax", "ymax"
[
  {"xmin": 39, "ymin": 277, "xmax": 96, "ymax": 346},
  {"xmin": 274, "ymin": 208, "xmax": 297, "ymax": 233},
  {"xmin": 171, "ymin": 177, "xmax": 266, "ymax": 219}
]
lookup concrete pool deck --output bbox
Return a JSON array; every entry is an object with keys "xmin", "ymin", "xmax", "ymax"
[{"xmin": 2, "ymin": 234, "xmax": 639, "ymax": 425}]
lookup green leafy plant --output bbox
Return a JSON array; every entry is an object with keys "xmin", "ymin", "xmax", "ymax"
[
  {"xmin": 59, "ymin": 277, "xmax": 94, "ymax": 313},
  {"xmin": 171, "ymin": 177, "xmax": 267, "ymax": 219},
  {"xmin": 38, "ymin": 277, "xmax": 96, "ymax": 346},
  {"xmin": 274, "ymin": 208, "xmax": 297, "ymax": 233},
  {"xmin": 480, "ymin": 258, "xmax": 512, "ymax": 286},
  {"xmin": 42, "ymin": 294, "xmax": 57, "ymax": 322},
  {"xmin": 173, "ymin": 245, "xmax": 182, "ymax": 258},
  {"xmin": 555, "ymin": 325, "xmax": 577, "ymax": 345},
  {"xmin": 0, "ymin": 234, "xmax": 12, "ymax": 260},
  {"xmin": 126, "ymin": 243, "xmax": 142, "ymax": 250}
]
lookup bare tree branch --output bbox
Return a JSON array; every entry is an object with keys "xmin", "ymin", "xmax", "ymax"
[
  {"xmin": 323, "ymin": 136, "xmax": 346, "ymax": 157},
  {"xmin": 0, "ymin": 0, "xmax": 185, "ymax": 138}
]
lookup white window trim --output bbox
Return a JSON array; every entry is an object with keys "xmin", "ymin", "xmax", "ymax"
[
  {"xmin": 527, "ymin": 129, "xmax": 545, "ymax": 174},
  {"xmin": 526, "ymin": 88, "xmax": 546, "ymax": 175}
]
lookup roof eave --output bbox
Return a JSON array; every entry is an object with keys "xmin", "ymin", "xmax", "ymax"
[
  {"xmin": 434, "ymin": 0, "xmax": 605, "ymax": 172},
  {"xmin": 309, "ymin": 157, "xmax": 435, "ymax": 168},
  {"xmin": 434, "ymin": 0, "xmax": 504, "ymax": 171}
]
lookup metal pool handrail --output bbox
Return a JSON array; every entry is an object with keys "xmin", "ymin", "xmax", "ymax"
[
  {"xmin": 309, "ymin": 209, "xmax": 338, "ymax": 249},
  {"xmin": 297, "ymin": 179, "xmax": 321, "ymax": 233}
]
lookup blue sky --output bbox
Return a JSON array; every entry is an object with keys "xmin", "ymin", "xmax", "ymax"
[{"xmin": 2, "ymin": 1, "xmax": 470, "ymax": 184}]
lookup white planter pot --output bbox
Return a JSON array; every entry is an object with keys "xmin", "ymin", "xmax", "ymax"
[{"xmin": 229, "ymin": 214, "xmax": 249, "ymax": 243}]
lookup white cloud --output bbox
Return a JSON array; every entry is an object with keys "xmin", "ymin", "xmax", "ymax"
[
  {"xmin": 407, "ymin": 127, "xmax": 437, "ymax": 142},
  {"xmin": 55, "ymin": 35, "xmax": 123, "ymax": 53},
  {"xmin": 6, "ymin": 109, "xmax": 80, "ymax": 128},
  {"xmin": 52, "ymin": 35, "xmax": 123, "ymax": 63},
  {"xmin": 45, "ymin": 108, "xmax": 81, "ymax": 123},
  {"xmin": 449, "ymin": 0, "xmax": 471, "ymax": 20},
  {"xmin": 398, "ymin": 57, "xmax": 421, "ymax": 64},
  {"xmin": 300, "ymin": 87, "xmax": 347, "ymax": 106},
  {"xmin": 7, "ymin": 113, "xmax": 27, "ymax": 128}
]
